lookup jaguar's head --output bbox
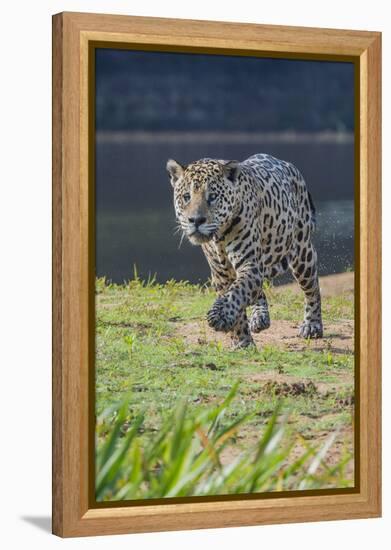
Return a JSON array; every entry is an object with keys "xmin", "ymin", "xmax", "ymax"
[{"xmin": 166, "ymin": 158, "xmax": 241, "ymax": 245}]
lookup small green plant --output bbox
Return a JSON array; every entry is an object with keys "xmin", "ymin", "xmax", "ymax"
[
  {"xmin": 96, "ymin": 386, "xmax": 352, "ymax": 501},
  {"xmin": 123, "ymin": 334, "xmax": 138, "ymax": 357}
]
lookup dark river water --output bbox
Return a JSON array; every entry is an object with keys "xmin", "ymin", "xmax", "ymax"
[{"xmin": 95, "ymin": 134, "xmax": 355, "ymax": 284}]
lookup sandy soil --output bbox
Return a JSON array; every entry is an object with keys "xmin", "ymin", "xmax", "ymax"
[
  {"xmin": 177, "ymin": 272, "xmax": 354, "ymax": 355},
  {"xmin": 178, "ymin": 318, "xmax": 353, "ymax": 355}
]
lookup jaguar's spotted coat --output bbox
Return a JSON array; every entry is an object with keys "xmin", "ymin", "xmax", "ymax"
[{"xmin": 167, "ymin": 153, "xmax": 323, "ymax": 349}]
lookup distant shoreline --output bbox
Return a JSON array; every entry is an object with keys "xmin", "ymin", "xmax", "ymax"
[{"xmin": 96, "ymin": 130, "xmax": 354, "ymax": 145}]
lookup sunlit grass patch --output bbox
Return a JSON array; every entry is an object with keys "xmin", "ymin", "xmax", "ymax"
[{"xmin": 95, "ymin": 274, "xmax": 355, "ymax": 495}]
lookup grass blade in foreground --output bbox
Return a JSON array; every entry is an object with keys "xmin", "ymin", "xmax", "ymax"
[{"xmin": 96, "ymin": 387, "xmax": 352, "ymax": 501}]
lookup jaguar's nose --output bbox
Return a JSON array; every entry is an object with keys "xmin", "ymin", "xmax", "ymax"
[{"xmin": 188, "ymin": 216, "xmax": 206, "ymax": 228}]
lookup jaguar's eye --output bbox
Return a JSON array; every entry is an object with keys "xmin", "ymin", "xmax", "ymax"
[
  {"xmin": 183, "ymin": 192, "xmax": 191, "ymax": 203},
  {"xmin": 208, "ymin": 192, "xmax": 217, "ymax": 204}
]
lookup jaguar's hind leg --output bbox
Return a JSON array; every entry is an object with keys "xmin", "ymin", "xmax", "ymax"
[
  {"xmin": 249, "ymin": 290, "xmax": 271, "ymax": 333},
  {"xmin": 289, "ymin": 242, "xmax": 323, "ymax": 338}
]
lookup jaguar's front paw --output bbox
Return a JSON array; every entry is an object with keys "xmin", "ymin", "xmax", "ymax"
[
  {"xmin": 207, "ymin": 296, "xmax": 238, "ymax": 332},
  {"xmin": 249, "ymin": 309, "xmax": 271, "ymax": 333},
  {"xmin": 298, "ymin": 321, "xmax": 323, "ymax": 339}
]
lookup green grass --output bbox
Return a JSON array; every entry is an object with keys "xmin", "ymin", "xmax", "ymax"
[
  {"xmin": 96, "ymin": 386, "xmax": 352, "ymax": 501},
  {"xmin": 96, "ymin": 275, "xmax": 355, "ymax": 498}
]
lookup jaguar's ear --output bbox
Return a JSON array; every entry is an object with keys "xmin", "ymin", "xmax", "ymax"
[
  {"xmin": 222, "ymin": 160, "xmax": 241, "ymax": 183},
  {"xmin": 166, "ymin": 159, "xmax": 185, "ymax": 188}
]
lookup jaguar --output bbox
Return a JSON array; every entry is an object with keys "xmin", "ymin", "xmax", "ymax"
[{"xmin": 167, "ymin": 153, "xmax": 323, "ymax": 349}]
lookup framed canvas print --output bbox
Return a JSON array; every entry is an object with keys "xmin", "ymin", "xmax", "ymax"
[{"xmin": 52, "ymin": 12, "xmax": 381, "ymax": 537}]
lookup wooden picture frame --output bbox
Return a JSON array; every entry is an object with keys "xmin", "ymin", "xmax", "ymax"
[{"xmin": 52, "ymin": 11, "xmax": 381, "ymax": 537}]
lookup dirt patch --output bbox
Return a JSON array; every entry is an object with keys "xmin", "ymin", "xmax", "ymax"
[
  {"xmin": 219, "ymin": 426, "xmax": 354, "ymax": 481},
  {"xmin": 262, "ymin": 380, "xmax": 318, "ymax": 397},
  {"xmin": 177, "ymin": 318, "xmax": 353, "ymax": 354},
  {"xmin": 176, "ymin": 273, "xmax": 354, "ymax": 353},
  {"xmin": 289, "ymin": 426, "xmax": 354, "ymax": 481},
  {"xmin": 244, "ymin": 374, "xmax": 353, "ymax": 401},
  {"xmin": 101, "ymin": 320, "xmax": 152, "ymax": 331}
]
